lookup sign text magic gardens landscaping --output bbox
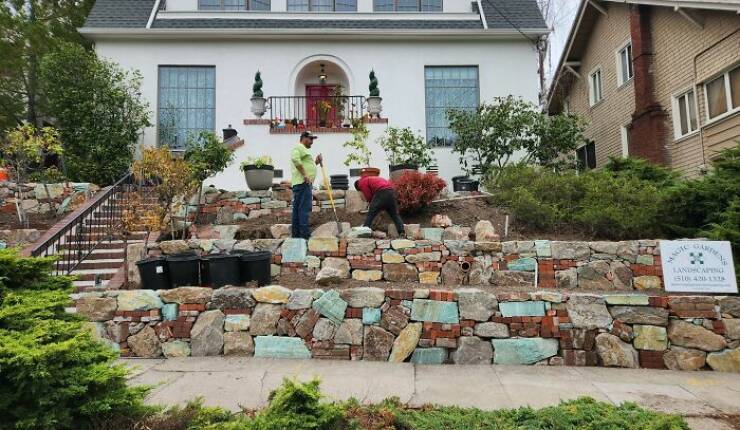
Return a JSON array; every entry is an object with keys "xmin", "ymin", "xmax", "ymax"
[{"xmin": 660, "ymin": 240, "xmax": 737, "ymax": 293}]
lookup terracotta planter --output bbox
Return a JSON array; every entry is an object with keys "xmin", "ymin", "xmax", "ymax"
[
  {"xmin": 243, "ymin": 164, "xmax": 274, "ymax": 190},
  {"xmin": 360, "ymin": 167, "xmax": 380, "ymax": 177}
]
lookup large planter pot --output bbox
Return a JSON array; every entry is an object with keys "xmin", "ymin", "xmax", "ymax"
[
  {"xmin": 243, "ymin": 164, "xmax": 274, "ymax": 191},
  {"xmin": 367, "ymin": 96, "xmax": 382, "ymax": 118},
  {"xmin": 389, "ymin": 163, "xmax": 418, "ymax": 181},
  {"xmin": 360, "ymin": 167, "xmax": 381, "ymax": 177},
  {"xmin": 251, "ymin": 96, "xmax": 267, "ymax": 118}
]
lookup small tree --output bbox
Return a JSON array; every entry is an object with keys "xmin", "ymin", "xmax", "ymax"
[
  {"xmin": 447, "ymin": 96, "xmax": 584, "ymax": 182},
  {"xmin": 183, "ymin": 131, "xmax": 234, "ymax": 223},
  {"xmin": 343, "ymin": 119, "xmax": 371, "ymax": 167},
  {"xmin": 1, "ymin": 123, "xmax": 63, "ymax": 225},
  {"xmin": 132, "ymin": 147, "xmax": 196, "ymax": 238},
  {"xmin": 252, "ymin": 71, "xmax": 264, "ymax": 98},
  {"xmin": 377, "ymin": 126, "xmax": 435, "ymax": 168},
  {"xmin": 369, "ymin": 70, "xmax": 380, "ymax": 97},
  {"xmin": 40, "ymin": 43, "xmax": 151, "ymax": 185}
]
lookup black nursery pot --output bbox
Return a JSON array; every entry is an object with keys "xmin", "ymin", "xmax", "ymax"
[
  {"xmin": 389, "ymin": 163, "xmax": 419, "ymax": 172},
  {"xmin": 456, "ymin": 179, "xmax": 479, "ymax": 192},
  {"xmin": 166, "ymin": 254, "xmax": 201, "ymax": 288},
  {"xmin": 136, "ymin": 256, "xmax": 170, "ymax": 290},
  {"xmin": 238, "ymin": 251, "xmax": 272, "ymax": 287},
  {"xmin": 201, "ymin": 254, "xmax": 241, "ymax": 288}
]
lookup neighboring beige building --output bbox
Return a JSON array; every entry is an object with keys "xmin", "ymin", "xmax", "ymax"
[{"xmin": 548, "ymin": 0, "xmax": 740, "ymax": 176}]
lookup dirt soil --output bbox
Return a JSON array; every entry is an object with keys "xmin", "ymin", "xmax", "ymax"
[
  {"xmin": 0, "ymin": 211, "xmax": 60, "ymax": 230},
  {"xmin": 223, "ymin": 197, "xmax": 591, "ymax": 241}
]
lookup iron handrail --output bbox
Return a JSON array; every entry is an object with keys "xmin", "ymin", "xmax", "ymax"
[
  {"xmin": 23, "ymin": 172, "xmax": 135, "ymax": 276},
  {"xmin": 268, "ymin": 95, "xmax": 366, "ymax": 128}
]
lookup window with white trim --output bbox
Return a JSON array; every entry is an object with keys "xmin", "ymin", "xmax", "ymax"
[
  {"xmin": 588, "ymin": 68, "xmax": 603, "ymax": 106},
  {"xmin": 373, "ymin": 0, "xmax": 442, "ymax": 12},
  {"xmin": 617, "ymin": 42, "xmax": 633, "ymax": 86},
  {"xmin": 425, "ymin": 66, "xmax": 479, "ymax": 147},
  {"xmin": 576, "ymin": 141, "xmax": 596, "ymax": 171},
  {"xmin": 287, "ymin": 0, "xmax": 357, "ymax": 11},
  {"xmin": 705, "ymin": 65, "xmax": 740, "ymax": 120},
  {"xmin": 672, "ymin": 89, "xmax": 698, "ymax": 139},
  {"xmin": 158, "ymin": 66, "xmax": 216, "ymax": 150},
  {"xmin": 198, "ymin": 0, "xmax": 271, "ymax": 10},
  {"xmin": 620, "ymin": 125, "xmax": 629, "ymax": 157}
]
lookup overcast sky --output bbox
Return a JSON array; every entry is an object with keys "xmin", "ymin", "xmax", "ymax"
[{"xmin": 543, "ymin": 0, "xmax": 580, "ymax": 82}]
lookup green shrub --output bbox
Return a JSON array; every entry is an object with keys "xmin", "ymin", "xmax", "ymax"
[
  {"xmin": 603, "ymin": 156, "xmax": 679, "ymax": 187},
  {"xmin": 0, "ymin": 249, "xmax": 148, "ymax": 430},
  {"xmin": 492, "ymin": 165, "xmax": 663, "ymax": 239}
]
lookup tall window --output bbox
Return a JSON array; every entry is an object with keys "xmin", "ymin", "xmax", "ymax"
[
  {"xmin": 705, "ymin": 65, "xmax": 740, "ymax": 120},
  {"xmin": 287, "ymin": 0, "xmax": 357, "ymax": 11},
  {"xmin": 425, "ymin": 66, "xmax": 479, "ymax": 147},
  {"xmin": 620, "ymin": 125, "xmax": 629, "ymax": 157},
  {"xmin": 589, "ymin": 67, "xmax": 603, "ymax": 106},
  {"xmin": 672, "ymin": 89, "xmax": 698, "ymax": 139},
  {"xmin": 374, "ymin": 0, "xmax": 442, "ymax": 12},
  {"xmin": 617, "ymin": 42, "xmax": 633, "ymax": 86},
  {"xmin": 576, "ymin": 141, "xmax": 596, "ymax": 171},
  {"xmin": 158, "ymin": 66, "xmax": 216, "ymax": 150},
  {"xmin": 198, "ymin": 0, "xmax": 270, "ymax": 10}
]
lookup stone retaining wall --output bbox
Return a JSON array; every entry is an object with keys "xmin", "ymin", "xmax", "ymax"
[
  {"xmin": 0, "ymin": 181, "xmax": 97, "ymax": 217},
  {"xmin": 74, "ymin": 286, "xmax": 740, "ymax": 372},
  {"xmin": 144, "ymin": 237, "xmax": 665, "ymax": 291}
]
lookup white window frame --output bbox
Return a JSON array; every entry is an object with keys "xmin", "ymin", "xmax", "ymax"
[
  {"xmin": 671, "ymin": 86, "xmax": 700, "ymax": 140},
  {"xmin": 588, "ymin": 67, "xmax": 603, "ymax": 107},
  {"xmin": 703, "ymin": 65, "xmax": 740, "ymax": 124},
  {"xmin": 615, "ymin": 40, "xmax": 634, "ymax": 87},
  {"xmin": 620, "ymin": 124, "xmax": 629, "ymax": 157}
]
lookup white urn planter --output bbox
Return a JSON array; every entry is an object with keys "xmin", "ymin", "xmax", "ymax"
[
  {"xmin": 367, "ymin": 96, "xmax": 382, "ymax": 118},
  {"xmin": 251, "ymin": 96, "xmax": 267, "ymax": 118}
]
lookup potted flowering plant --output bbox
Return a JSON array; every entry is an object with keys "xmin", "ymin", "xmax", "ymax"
[
  {"xmin": 315, "ymin": 99, "xmax": 332, "ymax": 127},
  {"xmin": 378, "ymin": 126, "xmax": 436, "ymax": 180},
  {"xmin": 240, "ymin": 155, "xmax": 274, "ymax": 190}
]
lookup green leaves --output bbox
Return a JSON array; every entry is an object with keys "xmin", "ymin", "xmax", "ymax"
[
  {"xmin": 184, "ymin": 131, "xmax": 235, "ymax": 182},
  {"xmin": 378, "ymin": 127, "xmax": 436, "ymax": 168},
  {"xmin": 343, "ymin": 119, "xmax": 371, "ymax": 167},
  {"xmin": 40, "ymin": 43, "xmax": 151, "ymax": 185}
]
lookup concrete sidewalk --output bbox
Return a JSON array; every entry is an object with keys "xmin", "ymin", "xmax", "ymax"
[{"xmin": 122, "ymin": 357, "xmax": 740, "ymax": 429}]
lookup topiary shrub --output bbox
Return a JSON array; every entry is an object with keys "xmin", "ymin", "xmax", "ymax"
[
  {"xmin": 0, "ymin": 249, "xmax": 149, "ymax": 429},
  {"xmin": 393, "ymin": 171, "xmax": 447, "ymax": 214}
]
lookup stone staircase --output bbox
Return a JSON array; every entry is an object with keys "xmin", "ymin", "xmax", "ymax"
[{"xmin": 22, "ymin": 175, "xmax": 157, "ymax": 291}]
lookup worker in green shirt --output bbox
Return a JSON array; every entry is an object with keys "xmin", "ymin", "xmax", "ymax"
[{"xmin": 291, "ymin": 131, "xmax": 322, "ymax": 239}]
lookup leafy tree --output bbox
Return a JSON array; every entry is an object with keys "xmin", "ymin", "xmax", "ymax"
[
  {"xmin": 447, "ymin": 96, "xmax": 584, "ymax": 182},
  {"xmin": 378, "ymin": 126, "xmax": 436, "ymax": 168},
  {"xmin": 40, "ymin": 43, "xmax": 151, "ymax": 185},
  {"xmin": 342, "ymin": 119, "xmax": 371, "ymax": 167},
  {"xmin": 0, "ymin": 0, "xmax": 95, "ymax": 129},
  {"xmin": 183, "ymin": 130, "xmax": 234, "ymax": 222},
  {"xmin": 1, "ymin": 123, "xmax": 63, "ymax": 224}
]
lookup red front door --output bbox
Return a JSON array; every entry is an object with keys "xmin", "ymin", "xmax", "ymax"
[{"xmin": 306, "ymin": 85, "xmax": 336, "ymax": 128}]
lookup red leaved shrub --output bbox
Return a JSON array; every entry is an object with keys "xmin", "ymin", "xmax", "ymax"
[{"xmin": 393, "ymin": 171, "xmax": 447, "ymax": 214}]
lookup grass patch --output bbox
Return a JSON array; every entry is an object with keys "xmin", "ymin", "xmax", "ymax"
[{"xmin": 110, "ymin": 379, "xmax": 689, "ymax": 430}]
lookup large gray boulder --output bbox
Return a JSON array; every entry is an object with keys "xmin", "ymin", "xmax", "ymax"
[
  {"xmin": 190, "ymin": 310, "xmax": 225, "ymax": 356},
  {"xmin": 451, "ymin": 336, "xmax": 493, "ymax": 365}
]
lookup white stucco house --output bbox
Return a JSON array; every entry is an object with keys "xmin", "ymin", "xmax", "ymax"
[{"xmin": 80, "ymin": 0, "xmax": 548, "ymax": 189}]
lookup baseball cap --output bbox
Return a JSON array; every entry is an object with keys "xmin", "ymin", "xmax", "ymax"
[{"xmin": 300, "ymin": 131, "xmax": 318, "ymax": 140}]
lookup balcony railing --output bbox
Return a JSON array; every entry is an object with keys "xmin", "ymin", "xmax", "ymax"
[{"xmin": 268, "ymin": 95, "xmax": 366, "ymax": 129}]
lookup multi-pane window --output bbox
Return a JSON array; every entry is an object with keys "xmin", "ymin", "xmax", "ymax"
[
  {"xmin": 198, "ymin": 0, "xmax": 271, "ymax": 10},
  {"xmin": 617, "ymin": 42, "xmax": 633, "ymax": 86},
  {"xmin": 374, "ymin": 0, "xmax": 442, "ymax": 12},
  {"xmin": 287, "ymin": 0, "xmax": 357, "ymax": 11},
  {"xmin": 672, "ymin": 89, "xmax": 698, "ymax": 139},
  {"xmin": 705, "ymin": 65, "xmax": 740, "ymax": 120},
  {"xmin": 576, "ymin": 141, "xmax": 596, "ymax": 171},
  {"xmin": 589, "ymin": 68, "xmax": 603, "ymax": 106},
  {"xmin": 158, "ymin": 66, "xmax": 216, "ymax": 150},
  {"xmin": 425, "ymin": 66, "xmax": 479, "ymax": 147}
]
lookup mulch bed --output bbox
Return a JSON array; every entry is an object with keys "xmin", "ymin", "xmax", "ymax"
[{"xmin": 0, "ymin": 211, "xmax": 60, "ymax": 230}]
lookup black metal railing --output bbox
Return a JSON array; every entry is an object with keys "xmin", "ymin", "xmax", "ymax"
[
  {"xmin": 268, "ymin": 95, "xmax": 366, "ymax": 129},
  {"xmin": 24, "ymin": 173, "xmax": 136, "ymax": 276}
]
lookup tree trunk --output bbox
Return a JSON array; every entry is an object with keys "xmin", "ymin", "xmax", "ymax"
[{"xmin": 25, "ymin": 0, "xmax": 38, "ymax": 126}]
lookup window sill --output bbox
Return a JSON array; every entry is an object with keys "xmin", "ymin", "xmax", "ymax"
[
  {"xmin": 589, "ymin": 99, "xmax": 605, "ymax": 109},
  {"xmin": 617, "ymin": 77, "xmax": 633, "ymax": 90},
  {"xmin": 673, "ymin": 130, "xmax": 699, "ymax": 144},
  {"xmin": 706, "ymin": 107, "xmax": 740, "ymax": 127}
]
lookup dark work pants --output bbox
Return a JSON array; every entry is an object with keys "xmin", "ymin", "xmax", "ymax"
[
  {"xmin": 291, "ymin": 183, "xmax": 312, "ymax": 240},
  {"xmin": 364, "ymin": 189, "xmax": 405, "ymax": 235}
]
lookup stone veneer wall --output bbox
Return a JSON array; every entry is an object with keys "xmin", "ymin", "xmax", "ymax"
[
  {"xmin": 74, "ymin": 286, "xmax": 740, "ymax": 371},
  {"xmin": 146, "ymin": 238, "xmax": 665, "ymax": 291}
]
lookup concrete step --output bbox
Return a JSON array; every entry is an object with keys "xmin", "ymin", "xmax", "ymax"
[
  {"xmin": 70, "ymin": 268, "xmax": 118, "ymax": 282},
  {"xmin": 72, "ymin": 280, "xmax": 110, "ymax": 290},
  {"xmin": 63, "ymin": 231, "xmax": 148, "ymax": 242},
  {"xmin": 86, "ymin": 249, "xmax": 126, "ymax": 260},
  {"xmin": 58, "ymin": 239, "xmax": 143, "ymax": 250},
  {"xmin": 59, "ymin": 259, "xmax": 124, "ymax": 270}
]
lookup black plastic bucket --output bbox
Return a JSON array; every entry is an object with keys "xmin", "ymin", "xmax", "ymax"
[
  {"xmin": 456, "ymin": 179, "xmax": 479, "ymax": 192},
  {"xmin": 166, "ymin": 254, "xmax": 201, "ymax": 288},
  {"xmin": 452, "ymin": 175, "xmax": 468, "ymax": 192},
  {"xmin": 201, "ymin": 254, "xmax": 241, "ymax": 288},
  {"xmin": 136, "ymin": 257, "xmax": 170, "ymax": 290},
  {"xmin": 239, "ymin": 251, "xmax": 272, "ymax": 286}
]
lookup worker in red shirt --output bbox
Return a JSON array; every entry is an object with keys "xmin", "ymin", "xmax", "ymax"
[{"xmin": 354, "ymin": 175, "xmax": 405, "ymax": 237}]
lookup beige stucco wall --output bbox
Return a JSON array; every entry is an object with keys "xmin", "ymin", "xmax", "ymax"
[
  {"xmin": 651, "ymin": 7, "xmax": 740, "ymax": 176},
  {"xmin": 563, "ymin": 3, "xmax": 634, "ymax": 168}
]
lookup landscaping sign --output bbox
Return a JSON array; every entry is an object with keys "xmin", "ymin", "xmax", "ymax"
[{"xmin": 660, "ymin": 240, "xmax": 737, "ymax": 293}]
